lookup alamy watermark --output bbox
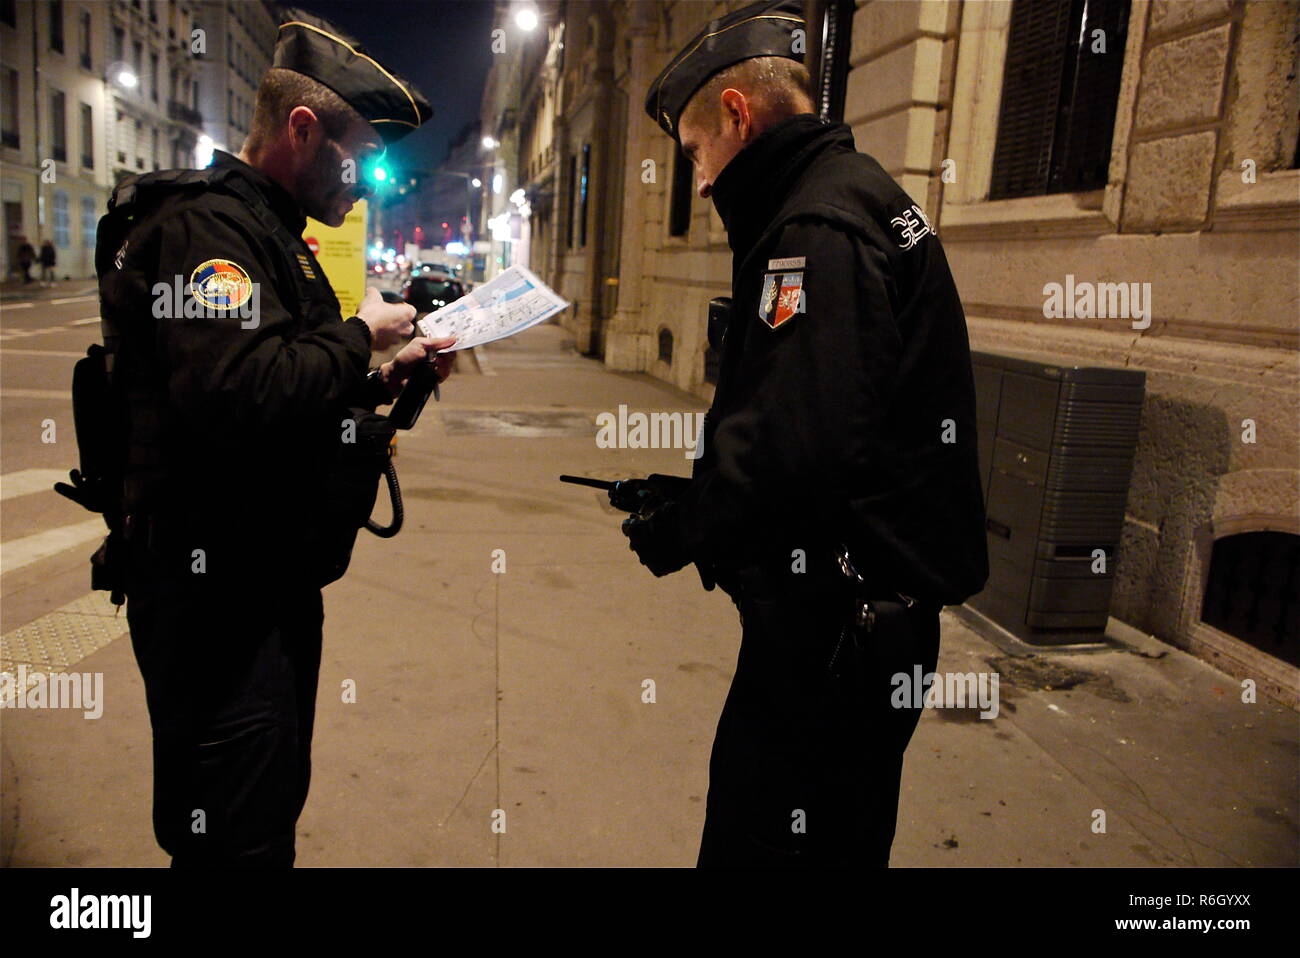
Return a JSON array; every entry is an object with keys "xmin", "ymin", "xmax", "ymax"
[
  {"xmin": 892, "ymin": 667, "xmax": 1000, "ymax": 719},
  {"xmin": 1, "ymin": 666, "xmax": 103, "ymax": 719},
  {"xmin": 595, "ymin": 403, "xmax": 705, "ymax": 460},
  {"xmin": 1043, "ymin": 274, "xmax": 1151, "ymax": 330},
  {"xmin": 152, "ymin": 271, "xmax": 261, "ymax": 328}
]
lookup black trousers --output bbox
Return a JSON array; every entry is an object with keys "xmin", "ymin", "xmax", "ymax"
[
  {"xmin": 124, "ymin": 533, "xmax": 323, "ymax": 867},
  {"xmin": 697, "ymin": 580, "xmax": 941, "ymax": 867}
]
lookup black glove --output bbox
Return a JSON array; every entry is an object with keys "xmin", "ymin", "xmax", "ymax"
[
  {"xmin": 608, "ymin": 474, "xmax": 690, "ymax": 515},
  {"xmin": 621, "ymin": 499, "xmax": 691, "ymax": 577}
]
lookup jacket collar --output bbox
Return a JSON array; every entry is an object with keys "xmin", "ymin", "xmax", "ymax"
[
  {"xmin": 709, "ymin": 113, "xmax": 854, "ymax": 259},
  {"xmin": 211, "ymin": 150, "xmax": 307, "ymax": 236}
]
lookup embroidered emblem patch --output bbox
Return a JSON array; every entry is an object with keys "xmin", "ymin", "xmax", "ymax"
[
  {"xmin": 890, "ymin": 203, "xmax": 934, "ymax": 250},
  {"xmin": 758, "ymin": 270, "xmax": 804, "ymax": 329},
  {"xmin": 189, "ymin": 259, "xmax": 253, "ymax": 309}
]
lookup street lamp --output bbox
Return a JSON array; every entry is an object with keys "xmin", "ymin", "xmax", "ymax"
[
  {"xmin": 515, "ymin": 6, "xmax": 539, "ymax": 31},
  {"xmin": 482, "ymin": 136, "xmax": 498, "ymax": 150},
  {"xmin": 114, "ymin": 68, "xmax": 137, "ymax": 89}
]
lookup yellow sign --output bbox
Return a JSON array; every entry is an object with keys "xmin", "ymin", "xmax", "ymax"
[{"xmin": 305, "ymin": 199, "xmax": 368, "ymax": 317}]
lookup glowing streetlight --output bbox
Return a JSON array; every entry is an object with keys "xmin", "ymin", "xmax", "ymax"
[
  {"xmin": 471, "ymin": 177, "xmax": 482, "ymax": 188},
  {"xmin": 492, "ymin": 172, "xmax": 503, "ymax": 195},
  {"xmin": 481, "ymin": 136, "xmax": 498, "ymax": 150},
  {"xmin": 515, "ymin": 7, "xmax": 539, "ymax": 31},
  {"xmin": 114, "ymin": 68, "xmax": 137, "ymax": 88}
]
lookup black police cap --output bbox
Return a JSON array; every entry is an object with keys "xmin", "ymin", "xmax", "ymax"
[
  {"xmin": 644, "ymin": 0, "xmax": 805, "ymax": 141},
  {"xmin": 274, "ymin": 9, "xmax": 432, "ymax": 144}
]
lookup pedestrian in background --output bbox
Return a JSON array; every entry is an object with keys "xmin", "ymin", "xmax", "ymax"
[
  {"xmin": 39, "ymin": 239, "xmax": 57, "ymax": 286},
  {"xmin": 15, "ymin": 238, "xmax": 34, "ymax": 283}
]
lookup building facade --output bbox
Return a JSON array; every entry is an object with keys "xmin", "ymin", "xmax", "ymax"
[
  {"xmin": 192, "ymin": 0, "xmax": 278, "ymax": 159},
  {"xmin": 480, "ymin": 0, "xmax": 1299, "ymax": 697},
  {"xmin": 0, "ymin": 0, "xmax": 279, "ymax": 281},
  {"xmin": 2, "ymin": 0, "xmax": 114, "ymax": 279}
]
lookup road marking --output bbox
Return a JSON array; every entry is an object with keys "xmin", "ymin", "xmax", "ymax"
[
  {"xmin": 0, "ymin": 469, "xmax": 68, "ymax": 501},
  {"xmin": 47, "ymin": 295, "xmax": 98, "ymax": 305},
  {"xmin": 0, "ymin": 388, "xmax": 71, "ymax": 400},
  {"xmin": 0, "ymin": 316, "xmax": 101, "ymax": 341},
  {"xmin": 0, "ymin": 328, "xmax": 72, "ymax": 342},
  {"xmin": 0, "ymin": 348, "xmax": 84, "ymax": 357},
  {"xmin": 0, "ymin": 302, "xmax": 35, "ymax": 310},
  {"xmin": 0, "ymin": 518, "xmax": 106, "ymax": 576}
]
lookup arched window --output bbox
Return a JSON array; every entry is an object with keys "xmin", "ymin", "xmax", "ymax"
[
  {"xmin": 1201, "ymin": 531, "xmax": 1299, "ymax": 665},
  {"xmin": 658, "ymin": 328, "xmax": 673, "ymax": 364}
]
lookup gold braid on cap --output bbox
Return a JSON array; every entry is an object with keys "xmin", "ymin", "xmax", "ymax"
[
  {"xmin": 280, "ymin": 20, "xmax": 421, "ymax": 128},
  {"xmin": 656, "ymin": 13, "xmax": 804, "ymax": 134}
]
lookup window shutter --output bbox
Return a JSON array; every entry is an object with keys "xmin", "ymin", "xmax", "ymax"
[
  {"xmin": 990, "ymin": 0, "xmax": 1130, "ymax": 200},
  {"xmin": 989, "ymin": 0, "xmax": 1074, "ymax": 200},
  {"xmin": 1051, "ymin": 0, "xmax": 1131, "ymax": 193}
]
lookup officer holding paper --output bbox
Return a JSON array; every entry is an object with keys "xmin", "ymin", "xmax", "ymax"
[{"xmin": 92, "ymin": 10, "xmax": 453, "ymax": 866}]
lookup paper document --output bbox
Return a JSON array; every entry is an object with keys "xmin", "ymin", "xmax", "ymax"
[{"xmin": 416, "ymin": 265, "xmax": 569, "ymax": 351}]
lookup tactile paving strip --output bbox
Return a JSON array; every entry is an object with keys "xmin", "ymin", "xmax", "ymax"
[{"xmin": 0, "ymin": 592, "xmax": 128, "ymax": 673}]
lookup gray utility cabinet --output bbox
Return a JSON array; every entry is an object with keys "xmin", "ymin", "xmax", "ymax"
[{"xmin": 970, "ymin": 350, "xmax": 1146, "ymax": 645}]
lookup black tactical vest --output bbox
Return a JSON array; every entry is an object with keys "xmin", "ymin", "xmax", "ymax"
[{"xmin": 93, "ymin": 166, "xmax": 392, "ymax": 587}]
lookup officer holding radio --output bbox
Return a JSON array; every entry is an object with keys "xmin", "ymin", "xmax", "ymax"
[
  {"xmin": 88, "ymin": 10, "xmax": 453, "ymax": 867},
  {"xmin": 622, "ymin": 0, "xmax": 990, "ymax": 866}
]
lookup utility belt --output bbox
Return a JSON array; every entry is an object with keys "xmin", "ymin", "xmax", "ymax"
[
  {"xmin": 114, "ymin": 504, "xmax": 341, "ymax": 588},
  {"xmin": 711, "ymin": 541, "xmax": 940, "ymax": 619}
]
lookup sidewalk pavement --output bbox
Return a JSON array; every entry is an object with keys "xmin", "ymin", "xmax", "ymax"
[
  {"xmin": 0, "ymin": 276, "xmax": 98, "ymax": 303},
  {"xmin": 2, "ymin": 322, "xmax": 1296, "ymax": 867}
]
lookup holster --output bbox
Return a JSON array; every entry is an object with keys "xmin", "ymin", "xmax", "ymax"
[
  {"xmin": 826, "ymin": 543, "xmax": 934, "ymax": 682},
  {"xmin": 90, "ymin": 520, "xmax": 130, "ymax": 607},
  {"xmin": 308, "ymin": 407, "xmax": 397, "ymax": 587}
]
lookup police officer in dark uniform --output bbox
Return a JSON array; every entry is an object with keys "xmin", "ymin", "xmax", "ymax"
[
  {"xmin": 624, "ymin": 0, "xmax": 989, "ymax": 866},
  {"xmin": 96, "ymin": 10, "xmax": 452, "ymax": 867}
]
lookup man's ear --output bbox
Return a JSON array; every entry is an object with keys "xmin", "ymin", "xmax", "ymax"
[
  {"xmin": 720, "ymin": 88, "xmax": 752, "ymax": 141},
  {"xmin": 286, "ymin": 105, "xmax": 320, "ymax": 154}
]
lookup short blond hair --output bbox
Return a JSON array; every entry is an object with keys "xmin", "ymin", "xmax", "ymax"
[{"xmin": 680, "ymin": 56, "xmax": 816, "ymax": 133}]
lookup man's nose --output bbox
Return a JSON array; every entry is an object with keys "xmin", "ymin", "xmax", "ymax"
[{"xmin": 697, "ymin": 177, "xmax": 712, "ymax": 200}]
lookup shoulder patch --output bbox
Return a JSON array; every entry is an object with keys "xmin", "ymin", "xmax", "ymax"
[
  {"xmin": 758, "ymin": 270, "xmax": 804, "ymax": 329},
  {"xmin": 890, "ymin": 203, "xmax": 935, "ymax": 250},
  {"xmin": 190, "ymin": 258, "xmax": 254, "ymax": 309}
]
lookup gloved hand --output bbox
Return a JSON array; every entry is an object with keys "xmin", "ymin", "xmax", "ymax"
[
  {"xmin": 608, "ymin": 474, "xmax": 690, "ymax": 515},
  {"xmin": 621, "ymin": 499, "xmax": 691, "ymax": 577}
]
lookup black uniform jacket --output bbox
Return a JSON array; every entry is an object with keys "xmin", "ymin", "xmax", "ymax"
[
  {"xmin": 101, "ymin": 150, "xmax": 376, "ymax": 575},
  {"xmin": 678, "ymin": 114, "xmax": 988, "ymax": 607}
]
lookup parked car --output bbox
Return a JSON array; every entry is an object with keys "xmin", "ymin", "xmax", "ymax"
[{"xmin": 401, "ymin": 273, "xmax": 467, "ymax": 317}]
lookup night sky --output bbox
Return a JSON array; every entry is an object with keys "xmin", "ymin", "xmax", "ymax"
[{"xmin": 296, "ymin": 0, "xmax": 498, "ymax": 175}]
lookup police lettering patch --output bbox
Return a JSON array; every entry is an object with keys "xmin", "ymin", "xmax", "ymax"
[
  {"xmin": 890, "ymin": 203, "xmax": 934, "ymax": 250},
  {"xmin": 758, "ymin": 270, "xmax": 804, "ymax": 329},
  {"xmin": 295, "ymin": 252, "xmax": 317, "ymax": 280},
  {"xmin": 190, "ymin": 259, "xmax": 253, "ymax": 309}
]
